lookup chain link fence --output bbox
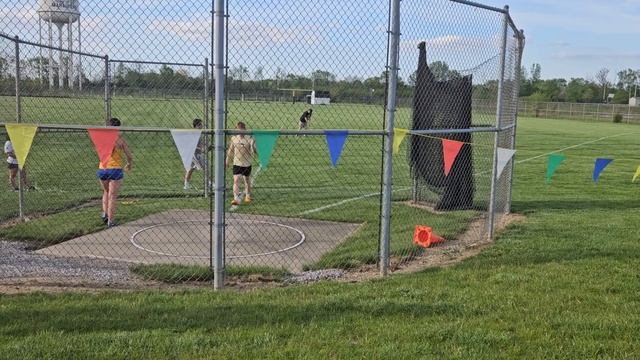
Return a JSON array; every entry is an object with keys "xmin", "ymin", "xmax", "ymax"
[
  {"xmin": 519, "ymin": 100, "xmax": 640, "ymax": 123},
  {"xmin": 1, "ymin": 0, "xmax": 523, "ymax": 288}
]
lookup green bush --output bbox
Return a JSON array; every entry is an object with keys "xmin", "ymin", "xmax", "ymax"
[{"xmin": 613, "ymin": 113, "xmax": 623, "ymax": 123}]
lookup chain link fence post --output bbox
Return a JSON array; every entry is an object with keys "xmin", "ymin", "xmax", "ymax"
[
  {"xmin": 379, "ymin": 0, "xmax": 401, "ymax": 276},
  {"xmin": 487, "ymin": 6, "xmax": 509, "ymax": 239},
  {"xmin": 14, "ymin": 35, "xmax": 25, "ymax": 221},
  {"xmin": 203, "ymin": 58, "xmax": 210, "ymax": 198},
  {"xmin": 505, "ymin": 29, "xmax": 525, "ymax": 214},
  {"xmin": 212, "ymin": 0, "xmax": 226, "ymax": 290},
  {"xmin": 104, "ymin": 55, "xmax": 110, "ymax": 125}
]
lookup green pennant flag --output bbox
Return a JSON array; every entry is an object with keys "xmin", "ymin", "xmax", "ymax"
[
  {"xmin": 253, "ymin": 131, "xmax": 279, "ymax": 169},
  {"xmin": 546, "ymin": 154, "xmax": 566, "ymax": 183}
]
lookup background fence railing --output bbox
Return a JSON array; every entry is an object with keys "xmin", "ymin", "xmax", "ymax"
[{"xmin": 518, "ymin": 100, "xmax": 640, "ymax": 123}]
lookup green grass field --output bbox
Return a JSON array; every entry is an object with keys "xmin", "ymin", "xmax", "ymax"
[
  {"xmin": 0, "ymin": 96, "xmax": 492, "ymax": 270},
  {"xmin": 2, "ymin": 100, "xmax": 640, "ymax": 357}
]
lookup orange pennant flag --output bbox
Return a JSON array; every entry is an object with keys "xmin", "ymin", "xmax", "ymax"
[
  {"xmin": 441, "ymin": 139, "xmax": 464, "ymax": 176},
  {"xmin": 87, "ymin": 128, "xmax": 119, "ymax": 166}
]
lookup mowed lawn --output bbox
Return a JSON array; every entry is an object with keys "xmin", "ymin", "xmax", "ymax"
[
  {"xmin": 1, "ymin": 116, "xmax": 639, "ymax": 358},
  {"xmin": 1, "ymin": 96, "xmax": 486, "ymax": 269}
]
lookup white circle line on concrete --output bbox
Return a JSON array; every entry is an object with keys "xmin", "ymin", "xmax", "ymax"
[{"xmin": 129, "ymin": 219, "xmax": 306, "ymax": 259}]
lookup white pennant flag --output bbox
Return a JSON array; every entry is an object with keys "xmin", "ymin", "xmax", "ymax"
[
  {"xmin": 170, "ymin": 129, "xmax": 203, "ymax": 171},
  {"xmin": 496, "ymin": 147, "xmax": 516, "ymax": 178}
]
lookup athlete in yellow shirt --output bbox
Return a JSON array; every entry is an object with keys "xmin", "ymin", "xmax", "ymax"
[
  {"xmin": 97, "ymin": 118, "xmax": 133, "ymax": 227},
  {"xmin": 225, "ymin": 121, "xmax": 257, "ymax": 205}
]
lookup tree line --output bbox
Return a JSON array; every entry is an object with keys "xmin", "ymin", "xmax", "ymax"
[
  {"xmin": 2, "ymin": 54, "xmax": 638, "ymax": 105},
  {"xmin": 520, "ymin": 64, "xmax": 639, "ymax": 104}
]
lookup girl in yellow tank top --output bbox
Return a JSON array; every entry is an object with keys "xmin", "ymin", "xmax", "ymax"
[
  {"xmin": 97, "ymin": 118, "xmax": 133, "ymax": 228},
  {"xmin": 99, "ymin": 147, "xmax": 124, "ymax": 169}
]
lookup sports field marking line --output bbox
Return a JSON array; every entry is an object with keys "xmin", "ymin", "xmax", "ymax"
[
  {"xmin": 299, "ymin": 187, "xmax": 411, "ymax": 216},
  {"xmin": 299, "ymin": 132, "xmax": 631, "ymax": 215},
  {"xmin": 129, "ymin": 219, "xmax": 306, "ymax": 259},
  {"xmin": 515, "ymin": 132, "xmax": 629, "ymax": 164}
]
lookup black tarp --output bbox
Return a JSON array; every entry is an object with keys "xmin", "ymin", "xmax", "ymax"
[{"xmin": 409, "ymin": 42, "xmax": 474, "ymax": 210}]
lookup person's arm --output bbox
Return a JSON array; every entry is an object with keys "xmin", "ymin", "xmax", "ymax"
[
  {"xmin": 225, "ymin": 141, "xmax": 234, "ymax": 167},
  {"xmin": 120, "ymin": 139, "xmax": 133, "ymax": 171},
  {"xmin": 252, "ymin": 139, "xmax": 258, "ymax": 164}
]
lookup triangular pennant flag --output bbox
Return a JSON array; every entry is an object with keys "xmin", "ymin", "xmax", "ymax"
[
  {"xmin": 324, "ymin": 130, "xmax": 348, "ymax": 168},
  {"xmin": 87, "ymin": 128, "xmax": 120, "ymax": 166},
  {"xmin": 170, "ymin": 129, "xmax": 203, "ymax": 171},
  {"xmin": 633, "ymin": 166, "xmax": 640, "ymax": 183},
  {"xmin": 253, "ymin": 131, "xmax": 279, "ymax": 169},
  {"xmin": 496, "ymin": 148, "xmax": 516, "ymax": 178},
  {"xmin": 5, "ymin": 124, "xmax": 38, "ymax": 170},
  {"xmin": 393, "ymin": 128, "xmax": 409, "ymax": 155},
  {"xmin": 593, "ymin": 158, "xmax": 613, "ymax": 183},
  {"xmin": 441, "ymin": 139, "xmax": 464, "ymax": 176},
  {"xmin": 546, "ymin": 154, "xmax": 566, "ymax": 183}
]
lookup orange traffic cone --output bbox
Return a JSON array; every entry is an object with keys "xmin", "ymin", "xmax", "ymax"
[{"xmin": 413, "ymin": 225, "xmax": 445, "ymax": 248}]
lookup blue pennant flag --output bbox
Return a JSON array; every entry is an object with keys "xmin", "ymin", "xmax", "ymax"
[
  {"xmin": 324, "ymin": 130, "xmax": 349, "ymax": 168},
  {"xmin": 593, "ymin": 158, "xmax": 613, "ymax": 183}
]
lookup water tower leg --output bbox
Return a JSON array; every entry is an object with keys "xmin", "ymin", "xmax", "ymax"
[
  {"xmin": 58, "ymin": 24, "xmax": 63, "ymax": 89},
  {"xmin": 48, "ymin": 19, "xmax": 54, "ymax": 89},
  {"xmin": 77, "ymin": 18, "xmax": 82, "ymax": 91},
  {"xmin": 68, "ymin": 17, "xmax": 74, "ymax": 90},
  {"xmin": 38, "ymin": 21, "xmax": 42, "ymax": 84}
]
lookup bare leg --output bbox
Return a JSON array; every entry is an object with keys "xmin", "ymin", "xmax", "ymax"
[
  {"xmin": 19, "ymin": 168, "xmax": 30, "ymax": 187},
  {"xmin": 232, "ymin": 175, "xmax": 241, "ymax": 200},
  {"xmin": 243, "ymin": 175, "xmax": 251, "ymax": 197},
  {"xmin": 185, "ymin": 168, "xmax": 194, "ymax": 182},
  {"xmin": 107, "ymin": 179, "xmax": 122, "ymax": 223},
  {"xmin": 100, "ymin": 180, "xmax": 110, "ymax": 217},
  {"xmin": 9, "ymin": 167, "xmax": 18, "ymax": 189}
]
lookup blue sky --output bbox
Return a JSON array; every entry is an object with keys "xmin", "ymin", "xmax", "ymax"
[
  {"xmin": 1, "ymin": 0, "xmax": 638, "ymax": 83},
  {"xmin": 481, "ymin": 0, "xmax": 640, "ymax": 81}
]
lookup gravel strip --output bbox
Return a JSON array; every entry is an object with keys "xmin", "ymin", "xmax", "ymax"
[
  {"xmin": 0, "ymin": 241, "xmax": 132, "ymax": 284},
  {"xmin": 284, "ymin": 269, "xmax": 346, "ymax": 284}
]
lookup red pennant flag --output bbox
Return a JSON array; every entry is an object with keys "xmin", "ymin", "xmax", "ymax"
[
  {"xmin": 87, "ymin": 128, "xmax": 119, "ymax": 166},
  {"xmin": 442, "ymin": 139, "xmax": 464, "ymax": 176}
]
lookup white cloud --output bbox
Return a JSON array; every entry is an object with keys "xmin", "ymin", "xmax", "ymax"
[
  {"xmin": 148, "ymin": 18, "xmax": 322, "ymax": 47},
  {"xmin": 400, "ymin": 33, "xmax": 503, "ymax": 53}
]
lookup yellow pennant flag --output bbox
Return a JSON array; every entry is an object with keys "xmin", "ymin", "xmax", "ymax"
[
  {"xmin": 633, "ymin": 165, "xmax": 640, "ymax": 183},
  {"xmin": 5, "ymin": 124, "xmax": 38, "ymax": 170},
  {"xmin": 393, "ymin": 128, "xmax": 409, "ymax": 155}
]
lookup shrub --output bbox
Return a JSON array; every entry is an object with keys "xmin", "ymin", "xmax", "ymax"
[{"xmin": 613, "ymin": 113, "xmax": 623, "ymax": 123}]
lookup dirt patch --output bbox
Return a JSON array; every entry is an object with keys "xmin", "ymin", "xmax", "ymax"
[
  {"xmin": 338, "ymin": 213, "xmax": 526, "ymax": 282},
  {"xmin": 1, "ymin": 214, "xmax": 525, "ymax": 294}
]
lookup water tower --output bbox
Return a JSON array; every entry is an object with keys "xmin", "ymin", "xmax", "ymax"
[{"xmin": 37, "ymin": 0, "xmax": 82, "ymax": 90}]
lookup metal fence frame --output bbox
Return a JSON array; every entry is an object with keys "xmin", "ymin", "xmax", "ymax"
[{"xmin": 1, "ymin": 0, "xmax": 524, "ymax": 290}]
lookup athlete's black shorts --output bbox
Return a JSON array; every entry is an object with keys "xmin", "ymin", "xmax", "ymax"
[
  {"xmin": 7, "ymin": 163, "xmax": 18, "ymax": 169},
  {"xmin": 232, "ymin": 165, "xmax": 252, "ymax": 176}
]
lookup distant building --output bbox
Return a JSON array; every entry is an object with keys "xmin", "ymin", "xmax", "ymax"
[{"xmin": 630, "ymin": 97, "xmax": 639, "ymax": 107}]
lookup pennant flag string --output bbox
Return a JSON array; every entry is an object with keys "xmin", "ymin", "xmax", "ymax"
[
  {"xmin": 253, "ymin": 131, "xmax": 279, "ymax": 169},
  {"xmin": 324, "ymin": 130, "xmax": 348, "ymax": 168},
  {"xmin": 87, "ymin": 128, "xmax": 120, "ymax": 166},
  {"xmin": 442, "ymin": 139, "xmax": 465, "ymax": 177},
  {"xmin": 5, "ymin": 124, "xmax": 38, "ymax": 170},
  {"xmin": 170, "ymin": 130, "xmax": 203, "ymax": 171},
  {"xmin": 592, "ymin": 158, "xmax": 613, "ymax": 183}
]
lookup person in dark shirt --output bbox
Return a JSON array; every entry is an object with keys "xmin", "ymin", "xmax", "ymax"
[{"xmin": 298, "ymin": 108, "xmax": 313, "ymax": 130}]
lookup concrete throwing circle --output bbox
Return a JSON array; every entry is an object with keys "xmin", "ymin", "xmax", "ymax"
[{"xmin": 130, "ymin": 219, "xmax": 305, "ymax": 259}]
